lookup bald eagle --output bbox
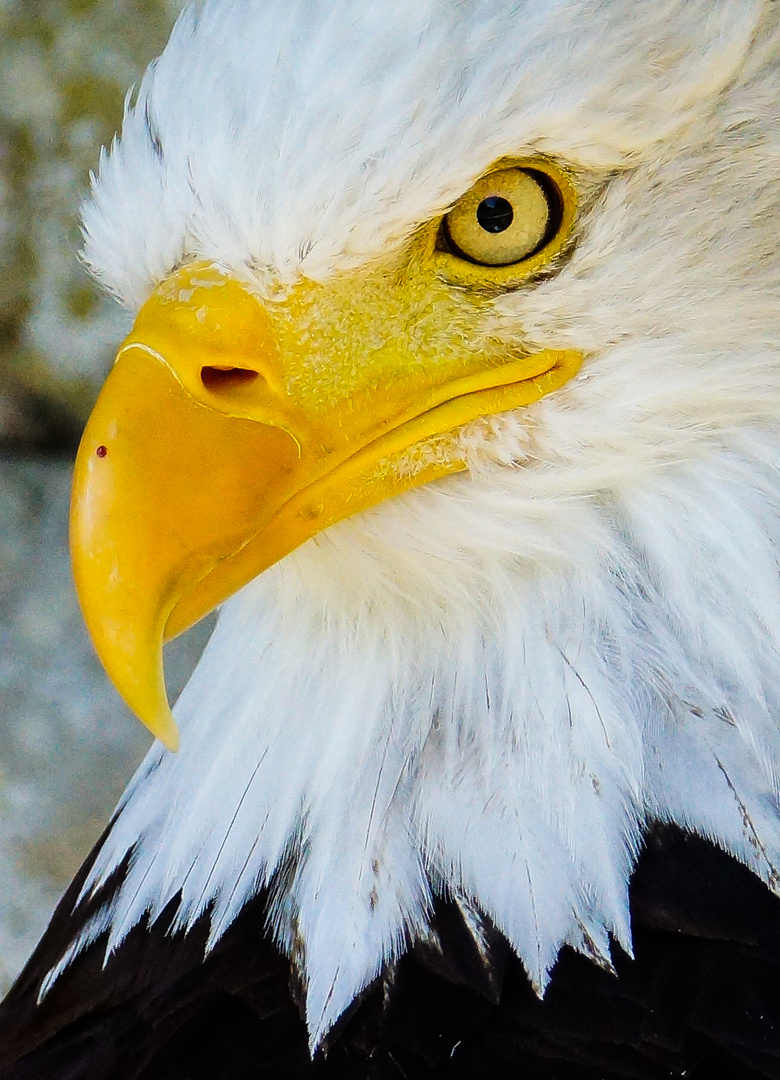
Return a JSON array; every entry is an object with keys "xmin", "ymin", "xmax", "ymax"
[{"xmin": 3, "ymin": 0, "xmax": 780, "ymax": 1076}]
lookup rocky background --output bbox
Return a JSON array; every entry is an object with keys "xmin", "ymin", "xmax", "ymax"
[
  {"xmin": 0, "ymin": 0, "xmax": 214, "ymax": 993},
  {"xmin": 0, "ymin": 0, "xmax": 181, "ymax": 445}
]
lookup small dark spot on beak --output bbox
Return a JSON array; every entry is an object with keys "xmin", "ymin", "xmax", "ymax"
[{"xmin": 96, "ymin": 445, "xmax": 108, "ymax": 458}]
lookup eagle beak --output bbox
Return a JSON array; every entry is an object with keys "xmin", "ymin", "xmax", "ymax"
[{"xmin": 71, "ymin": 263, "xmax": 581, "ymax": 748}]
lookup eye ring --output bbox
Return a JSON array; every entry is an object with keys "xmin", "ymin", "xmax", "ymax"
[{"xmin": 432, "ymin": 157, "xmax": 577, "ymax": 291}]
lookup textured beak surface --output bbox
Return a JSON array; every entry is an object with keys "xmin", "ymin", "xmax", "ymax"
[{"xmin": 71, "ymin": 264, "xmax": 581, "ymax": 747}]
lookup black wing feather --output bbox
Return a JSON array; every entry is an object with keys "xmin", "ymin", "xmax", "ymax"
[{"xmin": 2, "ymin": 825, "xmax": 780, "ymax": 1079}]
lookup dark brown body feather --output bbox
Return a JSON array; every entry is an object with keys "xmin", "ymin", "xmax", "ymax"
[{"xmin": 2, "ymin": 825, "xmax": 780, "ymax": 1079}]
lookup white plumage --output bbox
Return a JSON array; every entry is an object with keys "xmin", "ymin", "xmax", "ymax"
[{"xmin": 41, "ymin": 0, "xmax": 780, "ymax": 1053}]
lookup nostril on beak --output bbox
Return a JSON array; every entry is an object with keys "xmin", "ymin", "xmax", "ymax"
[{"xmin": 200, "ymin": 366, "xmax": 260, "ymax": 392}]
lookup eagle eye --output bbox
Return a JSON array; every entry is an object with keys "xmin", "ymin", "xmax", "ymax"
[
  {"xmin": 443, "ymin": 167, "xmax": 560, "ymax": 267},
  {"xmin": 433, "ymin": 158, "xmax": 576, "ymax": 289}
]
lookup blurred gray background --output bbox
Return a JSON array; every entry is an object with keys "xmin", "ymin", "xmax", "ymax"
[{"xmin": 0, "ymin": 0, "xmax": 214, "ymax": 993}]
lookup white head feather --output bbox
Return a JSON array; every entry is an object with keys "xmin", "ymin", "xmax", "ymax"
[{"xmin": 47, "ymin": 0, "xmax": 780, "ymax": 1050}]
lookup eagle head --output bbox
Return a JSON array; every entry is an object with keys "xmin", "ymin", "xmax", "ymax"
[{"xmin": 45, "ymin": 0, "xmax": 780, "ymax": 1049}]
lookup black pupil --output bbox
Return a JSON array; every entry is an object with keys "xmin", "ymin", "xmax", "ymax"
[{"xmin": 476, "ymin": 195, "xmax": 514, "ymax": 234}]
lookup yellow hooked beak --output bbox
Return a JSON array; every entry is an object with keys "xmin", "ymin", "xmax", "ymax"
[{"xmin": 71, "ymin": 262, "xmax": 581, "ymax": 749}]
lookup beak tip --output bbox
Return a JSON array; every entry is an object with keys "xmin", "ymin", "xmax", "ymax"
[
  {"xmin": 126, "ymin": 684, "xmax": 180, "ymax": 751},
  {"xmin": 150, "ymin": 713, "xmax": 180, "ymax": 753},
  {"xmin": 162, "ymin": 733, "xmax": 180, "ymax": 754}
]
